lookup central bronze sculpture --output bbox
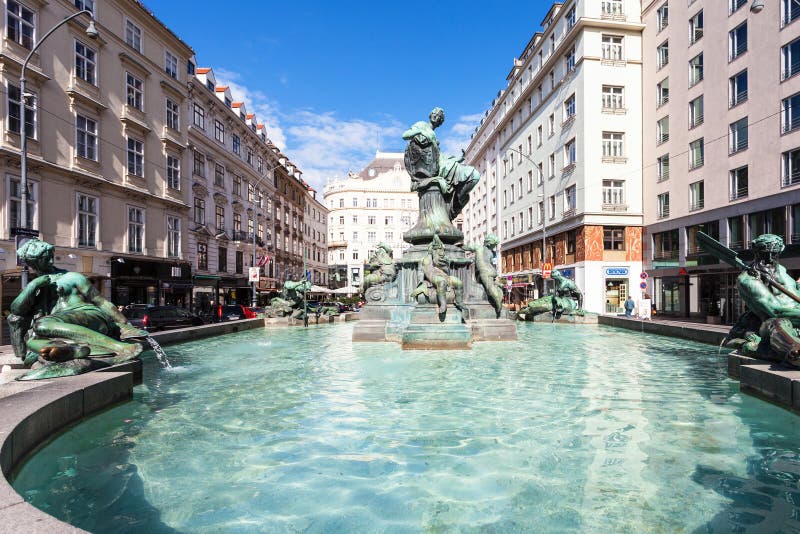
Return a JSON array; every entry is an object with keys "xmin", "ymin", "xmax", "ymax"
[{"xmin": 353, "ymin": 108, "xmax": 517, "ymax": 347}]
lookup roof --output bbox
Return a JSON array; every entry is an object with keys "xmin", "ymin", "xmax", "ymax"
[
  {"xmin": 215, "ymin": 86, "xmax": 228, "ymax": 92},
  {"xmin": 355, "ymin": 151, "xmax": 404, "ymax": 179},
  {"xmin": 196, "ymin": 67, "xmax": 211, "ymax": 74}
]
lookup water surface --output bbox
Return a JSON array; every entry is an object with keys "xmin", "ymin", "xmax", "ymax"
[{"xmin": 12, "ymin": 323, "xmax": 800, "ymax": 532}]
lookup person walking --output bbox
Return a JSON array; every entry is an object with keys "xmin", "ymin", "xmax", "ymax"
[{"xmin": 624, "ymin": 295, "xmax": 635, "ymax": 318}]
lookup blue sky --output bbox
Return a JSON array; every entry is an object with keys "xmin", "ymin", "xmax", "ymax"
[{"xmin": 146, "ymin": 0, "xmax": 552, "ymax": 190}]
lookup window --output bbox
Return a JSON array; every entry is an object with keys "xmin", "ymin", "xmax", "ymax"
[
  {"xmin": 193, "ymin": 104, "xmax": 205, "ymax": 129},
  {"xmin": 352, "ymin": 197, "xmax": 358, "ymax": 207},
  {"xmin": 76, "ymin": 193, "xmax": 97, "ymax": 247},
  {"xmin": 689, "ymin": 10, "xmax": 703, "ymax": 44},
  {"xmin": 603, "ymin": 227, "xmax": 625, "ymax": 251},
  {"xmin": 258, "ymin": 156, "xmax": 264, "ymax": 174},
  {"xmin": 548, "ymin": 195, "xmax": 555, "ymax": 219},
  {"xmin": 528, "ymin": 170, "xmax": 533, "ymax": 191},
  {"xmin": 232, "ymin": 134, "xmax": 240, "ymax": 155},
  {"xmin": 126, "ymin": 72, "xmax": 143, "ymax": 110},
  {"xmin": 689, "ymin": 96, "xmax": 704, "ymax": 128},
  {"xmin": 564, "ymin": 47, "xmax": 576, "ymax": 73},
  {"xmin": 125, "ymin": 20, "xmax": 142, "ymax": 52},
  {"xmin": 193, "ymin": 150, "xmax": 205, "ymax": 177},
  {"xmin": 689, "ymin": 53, "xmax": 703, "ymax": 86},
  {"xmin": 537, "ymin": 162, "xmax": 543, "ymax": 184},
  {"xmin": 603, "ymin": 180, "xmax": 625, "ymax": 205},
  {"xmin": 730, "ymin": 0, "xmax": 746, "ymax": 15},
  {"xmin": 247, "ymin": 149, "xmax": 253, "ymax": 165},
  {"xmin": 8, "ymin": 177, "xmax": 35, "ymax": 229},
  {"xmin": 564, "ymin": 185, "xmax": 576, "ymax": 213},
  {"xmin": 213, "ymin": 205, "xmax": 224, "ymax": 231},
  {"xmin": 657, "ymin": 154, "xmax": 670, "ymax": 182},
  {"xmin": 537, "ymin": 125, "xmax": 543, "ymax": 146},
  {"xmin": 166, "ymin": 99, "xmax": 179, "ymax": 130},
  {"xmin": 783, "ymin": 38, "xmax": 800, "ymax": 80},
  {"xmin": 782, "ymin": 147, "xmax": 800, "ymax": 186},
  {"xmin": 385, "ymin": 215, "xmax": 393, "ymax": 225},
  {"xmin": 689, "ymin": 138, "xmax": 704, "ymax": 169},
  {"xmin": 564, "ymin": 94, "xmax": 576, "ymax": 121},
  {"xmin": 566, "ymin": 6, "xmax": 577, "ymax": 28},
  {"xmin": 214, "ymin": 163, "xmax": 224, "ymax": 187},
  {"xmin": 75, "ymin": 40, "xmax": 96, "ymax": 84},
  {"xmin": 657, "ymin": 116, "xmax": 670, "ymax": 144},
  {"xmin": 7, "ymin": 83, "xmax": 36, "ymax": 138},
  {"xmin": 236, "ymin": 251, "xmax": 244, "ymax": 274},
  {"xmin": 548, "ymin": 114, "xmax": 555, "ymax": 135},
  {"xmin": 537, "ymin": 201, "xmax": 544, "ymax": 224},
  {"xmin": 602, "ymin": 132, "xmax": 624, "ymax": 158},
  {"xmin": 655, "ymin": 78, "xmax": 670, "ymax": 108},
  {"xmin": 564, "ymin": 139, "xmax": 576, "ymax": 167},
  {"xmin": 658, "ymin": 192, "xmax": 670, "ymax": 218},
  {"xmin": 128, "ymin": 206, "xmax": 144, "ymax": 253},
  {"xmin": 218, "ymin": 246, "xmax": 227, "ymax": 272},
  {"xmin": 76, "ymin": 115, "xmax": 97, "ymax": 160},
  {"xmin": 214, "ymin": 120, "xmax": 224, "ymax": 143},
  {"xmin": 657, "ymin": 2, "xmax": 669, "ymax": 31},
  {"xmin": 126, "ymin": 137, "xmax": 143, "ymax": 177},
  {"xmin": 729, "ymin": 70, "xmax": 748, "ymax": 107},
  {"xmin": 689, "ymin": 180, "xmax": 704, "ymax": 211},
  {"xmin": 657, "ymin": 41, "xmax": 669, "ymax": 69},
  {"xmin": 527, "ymin": 135, "xmax": 532, "ymax": 155},
  {"xmin": 548, "ymin": 153, "xmax": 555, "ymax": 178},
  {"xmin": 164, "ymin": 215, "xmax": 180, "ymax": 258},
  {"xmin": 602, "ymin": 0, "xmax": 624, "ymax": 16},
  {"xmin": 165, "ymin": 154, "xmax": 180, "ymax": 190},
  {"xmin": 784, "ymin": 0, "xmax": 800, "ymax": 26},
  {"xmin": 165, "ymin": 50, "xmax": 178, "ymax": 78},
  {"xmin": 729, "ymin": 117, "xmax": 748, "ymax": 153},
  {"xmin": 74, "ymin": 0, "xmax": 94, "ymax": 12},
  {"xmin": 602, "ymin": 35, "xmax": 623, "ymax": 61},
  {"xmin": 730, "ymin": 166, "xmax": 748, "ymax": 200},
  {"xmin": 233, "ymin": 212, "xmax": 242, "ymax": 234},
  {"xmin": 729, "ymin": 23, "xmax": 747, "ymax": 61},
  {"xmin": 193, "ymin": 197, "xmax": 205, "ymax": 224},
  {"xmin": 367, "ymin": 231, "xmax": 376, "ymax": 243},
  {"xmin": 784, "ymin": 93, "xmax": 800, "ymax": 134},
  {"xmin": 368, "ymin": 215, "xmax": 376, "ymax": 225},
  {"xmin": 602, "ymin": 85, "xmax": 624, "ymax": 110},
  {"xmin": 197, "ymin": 243, "xmax": 208, "ymax": 270},
  {"xmin": 7, "ymin": 1, "xmax": 34, "ymax": 49}
]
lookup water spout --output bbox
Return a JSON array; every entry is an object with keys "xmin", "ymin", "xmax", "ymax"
[{"xmin": 146, "ymin": 336, "xmax": 172, "ymax": 368}]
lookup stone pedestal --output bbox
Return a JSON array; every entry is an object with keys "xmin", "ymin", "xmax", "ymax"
[{"xmin": 401, "ymin": 304, "xmax": 472, "ymax": 349}]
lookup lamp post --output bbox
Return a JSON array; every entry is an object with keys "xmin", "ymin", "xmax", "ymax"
[
  {"xmin": 19, "ymin": 10, "xmax": 97, "ymax": 288},
  {"xmin": 248, "ymin": 162, "xmax": 285, "ymax": 307},
  {"xmin": 505, "ymin": 147, "xmax": 548, "ymax": 294}
]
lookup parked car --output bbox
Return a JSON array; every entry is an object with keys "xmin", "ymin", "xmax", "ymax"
[
  {"xmin": 123, "ymin": 306, "xmax": 203, "ymax": 332},
  {"xmin": 246, "ymin": 307, "xmax": 265, "ymax": 318},
  {"xmin": 216, "ymin": 304, "xmax": 247, "ymax": 322}
]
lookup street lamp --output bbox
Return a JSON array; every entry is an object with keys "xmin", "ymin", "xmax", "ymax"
[
  {"xmin": 505, "ymin": 147, "xmax": 548, "ymax": 291},
  {"xmin": 19, "ymin": 9, "xmax": 97, "ymax": 288}
]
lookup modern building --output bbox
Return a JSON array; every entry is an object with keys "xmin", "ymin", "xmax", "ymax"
[
  {"xmin": 322, "ymin": 151, "xmax": 418, "ymax": 289},
  {"xmin": 304, "ymin": 188, "xmax": 328, "ymax": 286},
  {"xmin": 0, "ymin": 0, "xmax": 194, "ymax": 315},
  {"xmin": 463, "ymin": 0, "xmax": 645, "ymax": 314},
  {"xmin": 641, "ymin": 0, "xmax": 800, "ymax": 323}
]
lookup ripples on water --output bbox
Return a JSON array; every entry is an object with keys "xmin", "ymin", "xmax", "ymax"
[{"xmin": 11, "ymin": 323, "xmax": 800, "ymax": 533}]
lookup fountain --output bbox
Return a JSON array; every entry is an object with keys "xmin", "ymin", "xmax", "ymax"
[
  {"xmin": 145, "ymin": 336, "xmax": 172, "ymax": 369},
  {"xmin": 352, "ymin": 108, "xmax": 517, "ymax": 348}
]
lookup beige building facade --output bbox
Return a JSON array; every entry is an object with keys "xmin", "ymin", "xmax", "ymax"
[
  {"xmin": 642, "ymin": 0, "xmax": 800, "ymax": 322},
  {"xmin": 304, "ymin": 189, "xmax": 328, "ymax": 287},
  {"xmin": 0, "ymin": 0, "xmax": 194, "ymax": 316}
]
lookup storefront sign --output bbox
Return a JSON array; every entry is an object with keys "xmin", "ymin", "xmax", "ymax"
[
  {"xmin": 543, "ymin": 262, "xmax": 552, "ymax": 279},
  {"xmin": 605, "ymin": 267, "xmax": 629, "ymax": 277}
]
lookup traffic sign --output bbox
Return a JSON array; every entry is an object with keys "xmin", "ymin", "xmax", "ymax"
[
  {"xmin": 248, "ymin": 267, "xmax": 260, "ymax": 282},
  {"xmin": 639, "ymin": 282, "xmax": 648, "ymax": 289},
  {"xmin": 640, "ymin": 271, "xmax": 648, "ymax": 280}
]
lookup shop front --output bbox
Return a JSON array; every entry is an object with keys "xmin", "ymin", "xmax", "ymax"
[
  {"xmin": 112, "ymin": 257, "xmax": 191, "ymax": 307},
  {"xmin": 603, "ymin": 266, "xmax": 630, "ymax": 314}
]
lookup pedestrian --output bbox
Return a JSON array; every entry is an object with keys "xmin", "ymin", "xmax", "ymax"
[{"xmin": 624, "ymin": 295, "xmax": 635, "ymax": 318}]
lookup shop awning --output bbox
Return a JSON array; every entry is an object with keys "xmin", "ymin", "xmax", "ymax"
[
  {"xmin": 310, "ymin": 285, "xmax": 332, "ymax": 294},
  {"xmin": 193, "ymin": 274, "xmax": 221, "ymax": 281}
]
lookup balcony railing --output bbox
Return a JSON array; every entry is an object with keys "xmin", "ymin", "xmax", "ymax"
[
  {"xmin": 689, "ymin": 198, "xmax": 705, "ymax": 212},
  {"xmin": 658, "ymin": 207, "xmax": 670, "ymax": 219},
  {"xmin": 654, "ymin": 250, "xmax": 678, "ymax": 260},
  {"xmin": 782, "ymin": 59, "xmax": 800, "ymax": 80},
  {"xmin": 690, "ymin": 28, "xmax": 703, "ymax": 45},
  {"xmin": 690, "ymin": 155, "xmax": 704, "ymax": 169},
  {"xmin": 730, "ymin": 135, "xmax": 748, "ymax": 154},
  {"xmin": 690, "ymin": 113, "xmax": 704, "ymax": 129},
  {"xmin": 730, "ymin": 89, "xmax": 747, "ymax": 108},
  {"xmin": 783, "ymin": 169, "xmax": 800, "ymax": 187},
  {"xmin": 783, "ymin": 116, "xmax": 800, "ymax": 134},
  {"xmin": 730, "ymin": 41, "xmax": 747, "ymax": 61},
  {"xmin": 657, "ymin": 94, "xmax": 669, "ymax": 107},
  {"xmin": 783, "ymin": 3, "xmax": 800, "ymax": 27},
  {"xmin": 730, "ymin": 0, "xmax": 746, "ymax": 14},
  {"xmin": 657, "ymin": 133, "xmax": 670, "ymax": 145},
  {"xmin": 730, "ymin": 186, "xmax": 748, "ymax": 200},
  {"xmin": 657, "ymin": 167, "xmax": 670, "ymax": 182}
]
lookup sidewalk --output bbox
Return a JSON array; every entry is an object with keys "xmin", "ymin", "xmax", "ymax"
[{"xmin": 598, "ymin": 314, "xmax": 730, "ymax": 346}]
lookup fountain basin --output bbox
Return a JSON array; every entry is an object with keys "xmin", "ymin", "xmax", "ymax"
[{"xmin": 10, "ymin": 323, "xmax": 800, "ymax": 532}]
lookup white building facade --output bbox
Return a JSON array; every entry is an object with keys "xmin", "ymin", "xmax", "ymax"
[
  {"xmin": 463, "ymin": 0, "xmax": 645, "ymax": 314},
  {"xmin": 322, "ymin": 152, "xmax": 418, "ymax": 289}
]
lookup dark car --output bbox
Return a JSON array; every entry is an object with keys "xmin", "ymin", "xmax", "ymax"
[
  {"xmin": 217, "ymin": 304, "xmax": 247, "ymax": 322},
  {"xmin": 123, "ymin": 306, "xmax": 203, "ymax": 331}
]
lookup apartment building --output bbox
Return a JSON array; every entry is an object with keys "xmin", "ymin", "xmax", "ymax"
[
  {"xmin": 0, "ymin": 0, "xmax": 194, "ymax": 312},
  {"xmin": 322, "ymin": 152, "xmax": 418, "ymax": 289},
  {"xmin": 271, "ymin": 159, "xmax": 310, "ymax": 287},
  {"xmin": 304, "ymin": 189, "xmax": 328, "ymax": 286},
  {"xmin": 464, "ymin": 0, "xmax": 645, "ymax": 314},
  {"xmin": 642, "ymin": 0, "xmax": 800, "ymax": 323}
]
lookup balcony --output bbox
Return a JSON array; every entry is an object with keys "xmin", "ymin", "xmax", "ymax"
[
  {"xmin": 782, "ymin": 169, "xmax": 800, "ymax": 187},
  {"xmin": 328, "ymin": 240, "xmax": 348, "ymax": 248},
  {"xmin": 729, "ymin": 41, "xmax": 747, "ymax": 62},
  {"xmin": 657, "ymin": 133, "xmax": 670, "ymax": 145},
  {"xmin": 653, "ymin": 250, "xmax": 678, "ymax": 260},
  {"xmin": 730, "ymin": 186, "xmax": 748, "ymax": 200},
  {"xmin": 600, "ymin": 1, "xmax": 625, "ymax": 20},
  {"xmin": 657, "ymin": 207, "xmax": 670, "ymax": 219}
]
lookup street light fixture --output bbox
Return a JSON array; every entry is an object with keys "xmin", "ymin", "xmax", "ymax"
[
  {"xmin": 750, "ymin": 0, "xmax": 765, "ymax": 13},
  {"xmin": 19, "ymin": 9, "xmax": 97, "ymax": 288}
]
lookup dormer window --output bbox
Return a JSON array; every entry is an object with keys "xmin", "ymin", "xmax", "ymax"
[
  {"xmin": 206, "ymin": 80, "xmax": 214, "ymax": 91},
  {"xmin": 225, "ymin": 98, "xmax": 232, "ymax": 108},
  {"xmin": 240, "ymin": 111, "xmax": 245, "ymax": 121}
]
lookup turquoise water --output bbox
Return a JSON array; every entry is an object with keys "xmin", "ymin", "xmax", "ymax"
[{"xmin": 11, "ymin": 323, "xmax": 800, "ymax": 533}]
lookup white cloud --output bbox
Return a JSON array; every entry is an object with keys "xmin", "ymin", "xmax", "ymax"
[{"xmin": 440, "ymin": 112, "xmax": 483, "ymax": 157}]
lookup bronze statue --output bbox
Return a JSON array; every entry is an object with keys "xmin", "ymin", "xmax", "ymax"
[
  {"xmin": 402, "ymin": 107, "xmax": 479, "ymax": 221},
  {"xmin": 266, "ymin": 279, "xmax": 312, "ymax": 318},
  {"xmin": 699, "ymin": 232, "xmax": 800, "ymax": 365},
  {"xmin": 464, "ymin": 234, "xmax": 503, "ymax": 318},
  {"xmin": 410, "ymin": 234, "xmax": 464, "ymax": 316},
  {"xmin": 517, "ymin": 269, "xmax": 583, "ymax": 321},
  {"xmin": 360, "ymin": 242, "xmax": 397, "ymax": 295},
  {"xmin": 8, "ymin": 239, "xmax": 147, "ymax": 380}
]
